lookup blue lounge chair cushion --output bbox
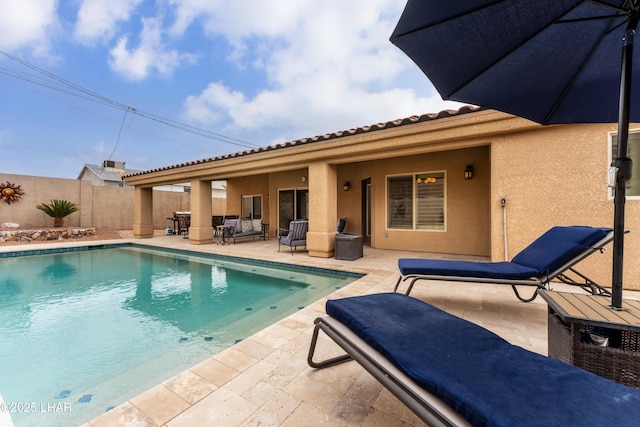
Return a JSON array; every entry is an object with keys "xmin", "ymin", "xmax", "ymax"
[
  {"xmin": 510, "ymin": 226, "xmax": 610, "ymax": 274},
  {"xmin": 398, "ymin": 258, "xmax": 540, "ymax": 279},
  {"xmin": 399, "ymin": 226, "xmax": 611, "ymax": 279},
  {"xmin": 327, "ymin": 293, "xmax": 640, "ymax": 427}
]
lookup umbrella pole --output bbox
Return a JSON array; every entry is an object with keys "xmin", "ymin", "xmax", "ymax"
[{"xmin": 612, "ymin": 16, "xmax": 639, "ymax": 311}]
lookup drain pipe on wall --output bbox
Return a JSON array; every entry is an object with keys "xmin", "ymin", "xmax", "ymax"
[{"xmin": 500, "ymin": 197, "xmax": 508, "ymax": 261}]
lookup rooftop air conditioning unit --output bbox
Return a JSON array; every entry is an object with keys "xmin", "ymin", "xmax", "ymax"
[{"xmin": 103, "ymin": 160, "xmax": 126, "ymax": 169}]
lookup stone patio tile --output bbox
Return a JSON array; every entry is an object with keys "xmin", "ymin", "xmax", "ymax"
[
  {"xmin": 239, "ymin": 389, "xmax": 301, "ymax": 427},
  {"xmin": 162, "ymin": 370, "xmax": 218, "ymax": 405},
  {"xmin": 280, "ymin": 401, "xmax": 349, "ymax": 427},
  {"xmin": 129, "ymin": 384, "xmax": 190, "ymax": 426},
  {"xmin": 166, "ymin": 388, "xmax": 257, "ymax": 427},
  {"xmin": 88, "ymin": 401, "xmax": 155, "ymax": 427},
  {"xmin": 189, "ymin": 357, "xmax": 240, "ymax": 387}
]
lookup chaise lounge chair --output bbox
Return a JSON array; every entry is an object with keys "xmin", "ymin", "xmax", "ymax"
[
  {"xmin": 394, "ymin": 225, "xmax": 614, "ymax": 302},
  {"xmin": 308, "ymin": 293, "xmax": 640, "ymax": 427}
]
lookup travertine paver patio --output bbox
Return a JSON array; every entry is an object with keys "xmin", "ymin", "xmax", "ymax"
[{"xmin": 2, "ymin": 235, "xmax": 625, "ymax": 426}]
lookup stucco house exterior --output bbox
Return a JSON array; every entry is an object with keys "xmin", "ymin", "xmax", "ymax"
[{"xmin": 124, "ymin": 107, "xmax": 640, "ymax": 290}]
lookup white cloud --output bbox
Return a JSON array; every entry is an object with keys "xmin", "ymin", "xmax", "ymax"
[
  {"xmin": 74, "ymin": 0, "xmax": 143, "ymax": 44},
  {"xmin": 108, "ymin": 16, "xmax": 192, "ymax": 81},
  {"xmin": 168, "ymin": 0, "xmax": 308, "ymax": 39},
  {"xmin": 0, "ymin": 0, "xmax": 57, "ymax": 52},
  {"xmin": 175, "ymin": 0, "xmax": 460, "ymax": 139},
  {"xmin": 183, "ymin": 82, "xmax": 245, "ymax": 123}
]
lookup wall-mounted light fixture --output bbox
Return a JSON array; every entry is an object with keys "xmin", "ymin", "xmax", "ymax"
[
  {"xmin": 343, "ymin": 181, "xmax": 351, "ymax": 191},
  {"xmin": 464, "ymin": 165, "xmax": 474, "ymax": 180}
]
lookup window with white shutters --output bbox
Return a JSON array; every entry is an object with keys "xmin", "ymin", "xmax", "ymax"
[{"xmin": 387, "ymin": 172, "xmax": 445, "ymax": 230}]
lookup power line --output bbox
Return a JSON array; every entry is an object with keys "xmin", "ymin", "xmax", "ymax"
[
  {"xmin": 0, "ymin": 50, "xmax": 259, "ymax": 150},
  {"xmin": 1, "ymin": 74, "xmax": 223, "ymax": 155},
  {"xmin": 110, "ymin": 107, "xmax": 135, "ymax": 160}
]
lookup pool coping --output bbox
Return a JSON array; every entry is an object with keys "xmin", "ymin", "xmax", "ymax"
[{"xmin": 0, "ymin": 242, "xmax": 365, "ymax": 279}]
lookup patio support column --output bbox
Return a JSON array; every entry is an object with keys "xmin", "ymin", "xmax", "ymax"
[
  {"xmin": 189, "ymin": 179, "xmax": 214, "ymax": 245},
  {"xmin": 133, "ymin": 186, "xmax": 154, "ymax": 238},
  {"xmin": 307, "ymin": 161, "xmax": 337, "ymax": 258}
]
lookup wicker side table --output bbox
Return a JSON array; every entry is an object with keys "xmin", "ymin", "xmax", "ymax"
[{"xmin": 541, "ymin": 290, "xmax": 640, "ymax": 389}]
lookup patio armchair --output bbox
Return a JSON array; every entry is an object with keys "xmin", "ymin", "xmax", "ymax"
[{"xmin": 278, "ymin": 220, "xmax": 308, "ymax": 254}]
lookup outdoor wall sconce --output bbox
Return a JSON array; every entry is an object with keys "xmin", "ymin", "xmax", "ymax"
[
  {"xmin": 343, "ymin": 181, "xmax": 351, "ymax": 191},
  {"xmin": 464, "ymin": 165, "xmax": 474, "ymax": 180}
]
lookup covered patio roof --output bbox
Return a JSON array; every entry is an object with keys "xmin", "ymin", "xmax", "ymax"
[{"xmin": 123, "ymin": 107, "xmax": 536, "ymax": 188}]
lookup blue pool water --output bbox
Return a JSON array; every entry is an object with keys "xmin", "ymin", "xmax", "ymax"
[{"xmin": 0, "ymin": 245, "xmax": 359, "ymax": 426}]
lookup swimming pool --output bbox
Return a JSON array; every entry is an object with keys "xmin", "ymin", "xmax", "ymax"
[{"xmin": 0, "ymin": 244, "xmax": 360, "ymax": 426}]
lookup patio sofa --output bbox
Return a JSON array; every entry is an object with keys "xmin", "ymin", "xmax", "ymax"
[
  {"xmin": 308, "ymin": 293, "xmax": 640, "ymax": 427},
  {"xmin": 222, "ymin": 218, "xmax": 267, "ymax": 244}
]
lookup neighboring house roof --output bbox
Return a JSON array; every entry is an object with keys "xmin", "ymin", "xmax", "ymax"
[
  {"xmin": 78, "ymin": 164, "xmax": 143, "ymax": 183},
  {"xmin": 125, "ymin": 106, "xmax": 484, "ymax": 178}
]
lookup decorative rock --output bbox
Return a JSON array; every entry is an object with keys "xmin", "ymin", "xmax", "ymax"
[
  {"xmin": 0, "ymin": 227, "xmax": 96, "ymax": 242},
  {"xmin": 1, "ymin": 222, "xmax": 20, "ymax": 228}
]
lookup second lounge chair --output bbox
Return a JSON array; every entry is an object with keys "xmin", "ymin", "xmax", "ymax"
[{"xmin": 394, "ymin": 225, "xmax": 614, "ymax": 302}]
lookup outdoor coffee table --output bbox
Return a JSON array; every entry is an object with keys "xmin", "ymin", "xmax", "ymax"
[{"xmin": 540, "ymin": 290, "xmax": 640, "ymax": 388}]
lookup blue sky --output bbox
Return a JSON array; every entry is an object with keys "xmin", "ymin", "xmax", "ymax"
[{"xmin": 0, "ymin": 0, "xmax": 463, "ymax": 179}]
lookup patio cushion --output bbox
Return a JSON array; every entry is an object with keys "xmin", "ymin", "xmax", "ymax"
[
  {"xmin": 241, "ymin": 219, "xmax": 253, "ymax": 233},
  {"xmin": 398, "ymin": 259, "xmax": 540, "ymax": 280},
  {"xmin": 290, "ymin": 221, "xmax": 308, "ymax": 240},
  {"xmin": 398, "ymin": 226, "xmax": 612, "ymax": 280},
  {"xmin": 326, "ymin": 293, "xmax": 640, "ymax": 427},
  {"xmin": 511, "ymin": 226, "xmax": 611, "ymax": 274}
]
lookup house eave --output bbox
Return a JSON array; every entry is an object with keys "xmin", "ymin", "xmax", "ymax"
[{"xmin": 124, "ymin": 108, "xmax": 539, "ymax": 187}]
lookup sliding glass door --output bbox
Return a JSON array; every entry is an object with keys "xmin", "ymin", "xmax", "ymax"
[{"xmin": 278, "ymin": 189, "xmax": 308, "ymax": 231}]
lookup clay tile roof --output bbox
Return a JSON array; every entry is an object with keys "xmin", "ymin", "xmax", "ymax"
[{"xmin": 125, "ymin": 105, "xmax": 483, "ymax": 178}]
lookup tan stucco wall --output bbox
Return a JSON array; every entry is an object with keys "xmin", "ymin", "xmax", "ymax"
[
  {"xmin": 92, "ymin": 185, "xmax": 191, "ymax": 229},
  {"xmin": 0, "ymin": 173, "xmax": 191, "ymax": 230},
  {"xmin": 212, "ymin": 195, "xmax": 226, "ymax": 216},
  {"xmin": 336, "ymin": 146, "xmax": 491, "ymax": 256},
  {"xmin": 0, "ymin": 174, "xmax": 89, "ymax": 228},
  {"xmin": 225, "ymin": 174, "xmax": 271, "ymax": 221},
  {"xmin": 490, "ymin": 123, "xmax": 640, "ymax": 289},
  {"xmin": 224, "ymin": 150, "xmax": 491, "ymax": 257}
]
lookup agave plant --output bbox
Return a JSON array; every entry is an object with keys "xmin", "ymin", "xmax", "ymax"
[{"xmin": 36, "ymin": 199, "xmax": 80, "ymax": 227}]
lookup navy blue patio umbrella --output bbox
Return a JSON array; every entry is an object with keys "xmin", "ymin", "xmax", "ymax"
[{"xmin": 390, "ymin": 0, "xmax": 640, "ymax": 309}]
